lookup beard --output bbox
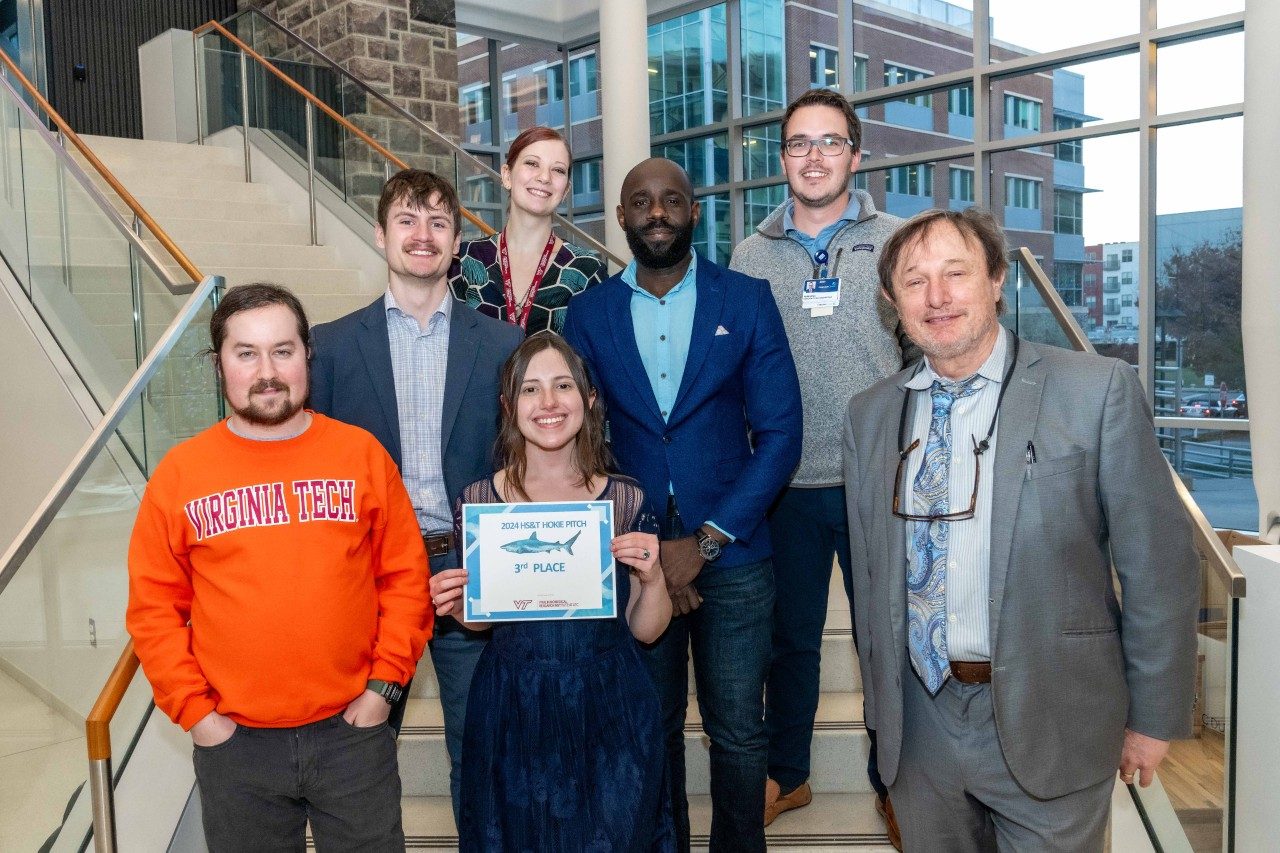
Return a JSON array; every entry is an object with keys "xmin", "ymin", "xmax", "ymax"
[
  {"xmin": 229, "ymin": 378, "xmax": 304, "ymax": 427},
  {"xmin": 624, "ymin": 219, "xmax": 696, "ymax": 270}
]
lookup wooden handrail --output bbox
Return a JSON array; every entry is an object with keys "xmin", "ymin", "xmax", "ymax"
[
  {"xmin": 0, "ymin": 52, "xmax": 204, "ymax": 283},
  {"xmin": 193, "ymin": 19, "xmax": 496, "ymax": 237},
  {"xmin": 86, "ymin": 641, "xmax": 141, "ymax": 762}
]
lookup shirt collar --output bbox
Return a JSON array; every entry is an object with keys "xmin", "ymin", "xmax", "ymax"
[
  {"xmin": 904, "ymin": 326, "xmax": 1010, "ymax": 391},
  {"xmin": 782, "ymin": 192, "xmax": 862, "ymax": 240},
  {"xmin": 384, "ymin": 286, "xmax": 452, "ymax": 328},
  {"xmin": 622, "ymin": 249, "xmax": 699, "ymax": 298}
]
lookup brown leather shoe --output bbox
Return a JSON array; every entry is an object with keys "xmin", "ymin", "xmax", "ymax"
[
  {"xmin": 876, "ymin": 794, "xmax": 903, "ymax": 851},
  {"xmin": 764, "ymin": 781, "xmax": 812, "ymax": 826}
]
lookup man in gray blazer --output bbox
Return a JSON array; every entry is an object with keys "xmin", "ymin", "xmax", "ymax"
[
  {"xmin": 310, "ymin": 169, "xmax": 521, "ymax": 823},
  {"xmin": 842, "ymin": 207, "xmax": 1198, "ymax": 850}
]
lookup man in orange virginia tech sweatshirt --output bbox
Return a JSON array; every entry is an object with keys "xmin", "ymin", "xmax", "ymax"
[{"xmin": 126, "ymin": 283, "xmax": 431, "ymax": 852}]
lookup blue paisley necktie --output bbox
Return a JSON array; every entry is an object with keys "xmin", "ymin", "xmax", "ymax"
[{"xmin": 908, "ymin": 375, "xmax": 986, "ymax": 694}]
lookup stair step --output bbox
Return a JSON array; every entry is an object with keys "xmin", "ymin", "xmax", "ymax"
[
  {"xmin": 396, "ymin": 691, "xmax": 871, "ymax": 798},
  {"xmin": 81, "ymin": 134, "xmax": 242, "ymax": 168},
  {"xmin": 147, "ymin": 239, "xmax": 341, "ymax": 270},
  {"xmin": 382, "ymin": 792, "xmax": 895, "ymax": 850}
]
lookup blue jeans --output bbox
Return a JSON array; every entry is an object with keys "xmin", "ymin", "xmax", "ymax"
[
  {"xmin": 643, "ymin": 558, "xmax": 774, "ymax": 853},
  {"xmin": 766, "ymin": 486, "xmax": 886, "ymax": 798},
  {"xmin": 427, "ymin": 550, "xmax": 487, "ymax": 827}
]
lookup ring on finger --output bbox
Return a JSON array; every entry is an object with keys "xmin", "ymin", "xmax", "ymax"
[{"xmin": 642, "ymin": 549, "xmax": 651, "ymax": 560}]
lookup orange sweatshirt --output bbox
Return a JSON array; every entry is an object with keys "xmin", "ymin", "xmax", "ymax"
[{"xmin": 126, "ymin": 413, "xmax": 431, "ymax": 730}]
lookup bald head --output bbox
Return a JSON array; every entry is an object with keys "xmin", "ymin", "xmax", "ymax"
[
  {"xmin": 616, "ymin": 157, "xmax": 700, "ymax": 274},
  {"xmin": 620, "ymin": 157, "xmax": 694, "ymax": 203}
]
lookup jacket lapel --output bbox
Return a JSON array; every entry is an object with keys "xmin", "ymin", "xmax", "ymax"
[
  {"xmin": 881, "ymin": 380, "xmax": 911, "ymax": 678},
  {"xmin": 986, "ymin": 336, "xmax": 1046, "ymax": 650},
  {"xmin": 605, "ymin": 280, "xmax": 664, "ymax": 423},
  {"xmin": 442, "ymin": 302, "xmax": 479, "ymax": 450},
  {"xmin": 355, "ymin": 298, "xmax": 402, "ymax": 458},
  {"xmin": 671, "ymin": 255, "xmax": 725, "ymax": 419}
]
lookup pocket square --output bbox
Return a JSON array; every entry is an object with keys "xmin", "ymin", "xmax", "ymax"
[{"xmin": 715, "ymin": 325, "xmax": 730, "ymax": 336}]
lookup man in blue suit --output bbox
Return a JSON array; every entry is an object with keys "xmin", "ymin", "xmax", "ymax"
[
  {"xmin": 563, "ymin": 158, "xmax": 802, "ymax": 852},
  {"xmin": 309, "ymin": 170, "xmax": 521, "ymax": 823}
]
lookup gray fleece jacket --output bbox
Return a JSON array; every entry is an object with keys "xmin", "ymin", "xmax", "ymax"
[{"xmin": 730, "ymin": 189, "xmax": 913, "ymax": 487}]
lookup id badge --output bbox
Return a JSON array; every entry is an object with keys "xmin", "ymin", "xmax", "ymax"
[{"xmin": 802, "ymin": 276, "xmax": 840, "ymax": 309}]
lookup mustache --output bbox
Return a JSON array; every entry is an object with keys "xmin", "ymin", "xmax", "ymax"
[{"xmin": 249, "ymin": 379, "xmax": 289, "ymax": 394}]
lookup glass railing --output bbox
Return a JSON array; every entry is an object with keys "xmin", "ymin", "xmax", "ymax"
[
  {"xmin": 193, "ymin": 8, "xmax": 619, "ymax": 260},
  {"xmin": 0, "ymin": 276, "xmax": 221, "ymax": 852},
  {"xmin": 0, "ymin": 58, "xmax": 211, "ymax": 477},
  {"xmin": 1006, "ymin": 248, "xmax": 1246, "ymax": 853}
]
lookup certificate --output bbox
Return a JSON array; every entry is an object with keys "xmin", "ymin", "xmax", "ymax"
[{"xmin": 462, "ymin": 500, "xmax": 616, "ymax": 622}]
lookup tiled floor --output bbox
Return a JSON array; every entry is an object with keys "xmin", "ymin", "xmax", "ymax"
[{"xmin": 0, "ymin": 668, "xmax": 88, "ymax": 851}]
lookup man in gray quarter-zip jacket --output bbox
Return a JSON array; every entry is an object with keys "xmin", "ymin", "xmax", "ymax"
[{"xmin": 729, "ymin": 87, "xmax": 913, "ymax": 848}]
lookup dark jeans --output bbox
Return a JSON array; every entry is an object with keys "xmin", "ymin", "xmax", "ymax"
[
  {"xmin": 766, "ymin": 485, "xmax": 886, "ymax": 798},
  {"xmin": 428, "ymin": 548, "xmax": 487, "ymax": 828},
  {"xmin": 193, "ymin": 713, "xmax": 403, "ymax": 852},
  {"xmin": 643, "ymin": 557, "xmax": 774, "ymax": 853}
]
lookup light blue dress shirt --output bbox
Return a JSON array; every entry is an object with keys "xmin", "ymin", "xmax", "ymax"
[
  {"xmin": 385, "ymin": 288, "xmax": 452, "ymax": 534},
  {"xmin": 901, "ymin": 328, "xmax": 1008, "ymax": 661},
  {"xmin": 621, "ymin": 250, "xmax": 699, "ymax": 422},
  {"xmin": 621, "ymin": 251, "xmax": 734, "ymax": 541},
  {"xmin": 782, "ymin": 193, "xmax": 862, "ymax": 266}
]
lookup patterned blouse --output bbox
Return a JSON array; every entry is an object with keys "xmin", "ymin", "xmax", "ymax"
[{"xmin": 449, "ymin": 233, "xmax": 608, "ymax": 336}]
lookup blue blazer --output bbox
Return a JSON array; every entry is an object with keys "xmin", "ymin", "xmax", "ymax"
[
  {"xmin": 309, "ymin": 295, "xmax": 522, "ymax": 514},
  {"xmin": 563, "ymin": 256, "xmax": 802, "ymax": 568}
]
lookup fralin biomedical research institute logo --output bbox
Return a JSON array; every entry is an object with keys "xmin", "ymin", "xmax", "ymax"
[{"xmin": 513, "ymin": 599, "xmax": 533, "ymax": 610}]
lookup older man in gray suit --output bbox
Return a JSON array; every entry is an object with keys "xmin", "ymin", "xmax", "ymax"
[{"xmin": 842, "ymin": 207, "xmax": 1198, "ymax": 850}]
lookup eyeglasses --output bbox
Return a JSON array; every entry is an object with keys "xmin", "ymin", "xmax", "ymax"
[
  {"xmin": 782, "ymin": 135, "xmax": 853, "ymax": 158},
  {"xmin": 891, "ymin": 435, "xmax": 984, "ymax": 522}
]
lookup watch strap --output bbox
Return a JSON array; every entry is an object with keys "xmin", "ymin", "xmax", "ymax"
[{"xmin": 367, "ymin": 679, "xmax": 404, "ymax": 705}]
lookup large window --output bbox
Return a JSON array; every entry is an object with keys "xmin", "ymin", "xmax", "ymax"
[
  {"xmin": 741, "ymin": 0, "xmax": 785, "ymax": 114},
  {"xmin": 885, "ymin": 63, "xmax": 932, "ymax": 107},
  {"xmin": 949, "ymin": 85, "xmax": 974, "ymax": 117},
  {"xmin": 1055, "ymin": 115, "xmax": 1084, "ymax": 162},
  {"xmin": 886, "ymin": 165, "xmax": 933, "ymax": 197},
  {"xmin": 810, "ymin": 44, "xmax": 839, "ymax": 89},
  {"xmin": 1004, "ymin": 94, "xmax": 1042, "ymax": 131},
  {"xmin": 852, "ymin": 54, "xmax": 867, "ymax": 92},
  {"xmin": 1005, "ymin": 176, "xmax": 1042, "ymax": 209},
  {"xmin": 950, "ymin": 166, "xmax": 974, "ymax": 204},
  {"xmin": 1055, "ymin": 190, "xmax": 1083, "ymax": 235},
  {"xmin": 570, "ymin": 53, "xmax": 598, "ymax": 98},
  {"xmin": 648, "ymin": 6, "xmax": 729, "ymax": 135}
]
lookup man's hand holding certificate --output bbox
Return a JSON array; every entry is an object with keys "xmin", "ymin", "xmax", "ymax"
[{"xmin": 461, "ymin": 501, "xmax": 616, "ymax": 621}]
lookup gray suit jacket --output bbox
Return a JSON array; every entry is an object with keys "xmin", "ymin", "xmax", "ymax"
[{"xmin": 843, "ymin": 334, "xmax": 1199, "ymax": 800}]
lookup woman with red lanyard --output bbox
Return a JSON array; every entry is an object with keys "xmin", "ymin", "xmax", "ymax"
[{"xmin": 451, "ymin": 126, "xmax": 607, "ymax": 336}]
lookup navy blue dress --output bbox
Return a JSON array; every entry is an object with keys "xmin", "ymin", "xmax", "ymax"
[{"xmin": 456, "ymin": 477, "xmax": 675, "ymax": 852}]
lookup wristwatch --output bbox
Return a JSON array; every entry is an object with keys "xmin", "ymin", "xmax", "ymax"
[
  {"xmin": 695, "ymin": 527, "xmax": 723, "ymax": 563},
  {"xmin": 367, "ymin": 679, "xmax": 405, "ymax": 705}
]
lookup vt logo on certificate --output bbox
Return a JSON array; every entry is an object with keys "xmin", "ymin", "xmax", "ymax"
[{"xmin": 462, "ymin": 500, "xmax": 617, "ymax": 621}]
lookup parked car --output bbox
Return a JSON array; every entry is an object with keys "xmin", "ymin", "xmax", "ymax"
[
  {"xmin": 1179, "ymin": 394, "xmax": 1221, "ymax": 417},
  {"xmin": 1224, "ymin": 392, "xmax": 1247, "ymax": 419}
]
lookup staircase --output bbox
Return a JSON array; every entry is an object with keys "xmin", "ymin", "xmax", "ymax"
[
  {"xmin": 393, "ymin": 566, "xmax": 895, "ymax": 851},
  {"xmin": 76, "ymin": 135, "xmax": 379, "ymax": 325}
]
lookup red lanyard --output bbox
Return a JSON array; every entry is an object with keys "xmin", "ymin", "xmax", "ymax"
[{"xmin": 499, "ymin": 230, "xmax": 557, "ymax": 331}]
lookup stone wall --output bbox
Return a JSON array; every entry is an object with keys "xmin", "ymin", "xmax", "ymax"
[{"xmin": 238, "ymin": 0, "xmax": 460, "ymax": 213}]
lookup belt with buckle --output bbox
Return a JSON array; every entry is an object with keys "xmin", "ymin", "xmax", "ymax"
[
  {"xmin": 950, "ymin": 661, "xmax": 992, "ymax": 684},
  {"xmin": 423, "ymin": 533, "xmax": 452, "ymax": 557}
]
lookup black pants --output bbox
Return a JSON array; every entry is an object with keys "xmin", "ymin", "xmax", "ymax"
[{"xmin": 193, "ymin": 713, "xmax": 403, "ymax": 852}]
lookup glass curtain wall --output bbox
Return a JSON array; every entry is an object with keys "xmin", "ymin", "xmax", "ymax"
[{"xmin": 457, "ymin": 1, "xmax": 1245, "ymax": 507}]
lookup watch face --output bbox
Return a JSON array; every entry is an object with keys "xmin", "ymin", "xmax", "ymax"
[{"xmin": 698, "ymin": 535, "xmax": 722, "ymax": 561}]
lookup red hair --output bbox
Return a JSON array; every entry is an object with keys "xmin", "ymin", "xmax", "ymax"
[{"xmin": 506, "ymin": 126, "xmax": 573, "ymax": 169}]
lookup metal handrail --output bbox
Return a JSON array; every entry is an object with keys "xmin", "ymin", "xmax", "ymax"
[
  {"xmin": 193, "ymin": 19, "xmax": 497, "ymax": 237},
  {"xmin": 1011, "ymin": 246, "xmax": 1246, "ymax": 597},
  {"xmin": 85, "ymin": 641, "xmax": 140, "ymax": 852},
  {"xmin": 203, "ymin": 8, "xmax": 626, "ymax": 268},
  {"xmin": 0, "ymin": 70, "xmax": 196, "ymax": 296},
  {"xmin": 0, "ymin": 48, "xmax": 203, "ymax": 285}
]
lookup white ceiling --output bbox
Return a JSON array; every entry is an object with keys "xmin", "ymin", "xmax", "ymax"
[{"xmin": 456, "ymin": 0, "xmax": 693, "ymax": 45}]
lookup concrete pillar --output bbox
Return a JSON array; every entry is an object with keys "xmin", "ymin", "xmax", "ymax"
[
  {"xmin": 599, "ymin": 0, "xmax": 650, "ymax": 265},
  {"xmin": 1242, "ymin": 2, "xmax": 1280, "ymax": 539}
]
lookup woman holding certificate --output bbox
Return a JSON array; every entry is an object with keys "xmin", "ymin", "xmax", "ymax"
[
  {"xmin": 431, "ymin": 333, "xmax": 675, "ymax": 851},
  {"xmin": 450, "ymin": 126, "xmax": 607, "ymax": 336}
]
